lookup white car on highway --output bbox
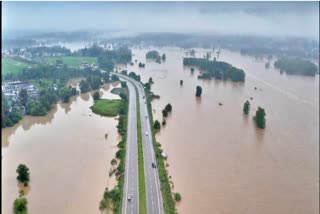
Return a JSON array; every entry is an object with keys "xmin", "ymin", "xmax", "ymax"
[{"xmin": 146, "ymin": 132, "xmax": 148, "ymax": 136}]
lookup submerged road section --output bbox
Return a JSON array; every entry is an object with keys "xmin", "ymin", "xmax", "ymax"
[{"xmin": 120, "ymin": 77, "xmax": 139, "ymax": 214}]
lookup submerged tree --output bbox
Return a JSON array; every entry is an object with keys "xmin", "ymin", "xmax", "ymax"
[
  {"xmin": 154, "ymin": 120, "xmax": 161, "ymax": 130},
  {"xmin": 195, "ymin": 86, "xmax": 202, "ymax": 97},
  {"xmin": 13, "ymin": 197, "xmax": 28, "ymax": 214},
  {"xmin": 243, "ymin": 100, "xmax": 250, "ymax": 115},
  {"xmin": 254, "ymin": 107, "xmax": 266, "ymax": 129},
  {"xmin": 93, "ymin": 91, "xmax": 100, "ymax": 101},
  {"xmin": 16, "ymin": 164, "xmax": 30, "ymax": 187},
  {"xmin": 162, "ymin": 53, "xmax": 166, "ymax": 61},
  {"xmin": 165, "ymin": 103, "xmax": 172, "ymax": 112},
  {"xmin": 162, "ymin": 109, "xmax": 168, "ymax": 117}
]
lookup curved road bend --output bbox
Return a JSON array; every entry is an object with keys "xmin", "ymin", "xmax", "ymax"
[
  {"xmin": 120, "ymin": 78, "xmax": 139, "ymax": 214},
  {"xmin": 116, "ymin": 73, "xmax": 164, "ymax": 214}
]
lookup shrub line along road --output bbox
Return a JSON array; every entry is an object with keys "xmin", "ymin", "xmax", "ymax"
[{"xmin": 116, "ymin": 73, "xmax": 164, "ymax": 214}]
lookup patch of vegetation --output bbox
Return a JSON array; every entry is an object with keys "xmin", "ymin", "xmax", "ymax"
[
  {"xmin": 174, "ymin": 193, "xmax": 182, "ymax": 202},
  {"xmin": 243, "ymin": 100, "xmax": 250, "ymax": 115},
  {"xmin": 2, "ymin": 57, "xmax": 34, "ymax": 76},
  {"xmin": 254, "ymin": 107, "xmax": 266, "ymax": 129},
  {"xmin": 34, "ymin": 56, "xmax": 97, "ymax": 67},
  {"xmin": 184, "ymin": 57, "xmax": 245, "ymax": 82},
  {"xmin": 90, "ymin": 99, "xmax": 125, "ymax": 117},
  {"xmin": 274, "ymin": 57, "xmax": 318, "ymax": 76},
  {"xmin": 13, "ymin": 197, "xmax": 28, "ymax": 214},
  {"xmin": 154, "ymin": 120, "xmax": 161, "ymax": 130},
  {"xmin": 16, "ymin": 164, "xmax": 30, "ymax": 187},
  {"xmin": 196, "ymin": 86, "xmax": 202, "ymax": 97},
  {"xmin": 146, "ymin": 50, "xmax": 161, "ymax": 62}
]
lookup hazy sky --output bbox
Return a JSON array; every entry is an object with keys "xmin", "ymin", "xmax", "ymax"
[{"xmin": 2, "ymin": 1, "xmax": 319, "ymax": 39}]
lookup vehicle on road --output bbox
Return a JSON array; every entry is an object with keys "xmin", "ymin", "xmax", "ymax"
[
  {"xmin": 127, "ymin": 194, "xmax": 132, "ymax": 201},
  {"xmin": 146, "ymin": 132, "xmax": 148, "ymax": 136},
  {"xmin": 143, "ymin": 96, "xmax": 145, "ymax": 99},
  {"xmin": 152, "ymin": 162, "xmax": 157, "ymax": 168},
  {"xmin": 145, "ymin": 115, "xmax": 148, "ymax": 119}
]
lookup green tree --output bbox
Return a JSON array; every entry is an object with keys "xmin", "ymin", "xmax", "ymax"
[
  {"xmin": 19, "ymin": 89, "xmax": 28, "ymax": 107},
  {"xmin": 195, "ymin": 86, "xmax": 202, "ymax": 97},
  {"xmin": 154, "ymin": 120, "xmax": 161, "ymax": 130},
  {"xmin": 162, "ymin": 109, "xmax": 168, "ymax": 117},
  {"xmin": 13, "ymin": 197, "xmax": 27, "ymax": 214},
  {"xmin": 180, "ymin": 80, "xmax": 183, "ymax": 86},
  {"xmin": 191, "ymin": 67, "xmax": 195, "ymax": 72},
  {"xmin": 93, "ymin": 91, "xmax": 100, "ymax": 101},
  {"xmin": 162, "ymin": 119, "xmax": 166, "ymax": 126},
  {"xmin": 162, "ymin": 53, "xmax": 166, "ymax": 61},
  {"xmin": 165, "ymin": 103, "xmax": 172, "ymax": 112},
  {"xmin": 80, "ymin": 80, "xmax": 90, "ymax": 93},
  {"xmin": 99, "ymin": 198, "xmax": 108, "ymax": 212},
  {"xmin": 144, "ymin": 83, "xmax": 151, "ymax": 91},
  {"xmin": 148, "ymin": 77, "xmax": 154, "ymax": 84},
  {"xmin": 174, "ymin": 193, "xmax": 182, "ymax": 202},
  {"xmin": 243, "ymin": 100, "xmax": 250, "ymax": 115},
  {"xmin": 254, "ymin": 107, "xmax": 266, "ymax": 129},
  {"xmin": 16, "ymin": 164, "xmax": 30, "ymax": 186}
]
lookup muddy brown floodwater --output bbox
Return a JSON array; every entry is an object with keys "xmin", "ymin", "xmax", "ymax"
[
  {"xmin": 118, "ymin": 47, "xmax": 319, "ymax": 214},
  {"xmin": 2, "ymin": 81, "xmax": 121, "ymax": 214}
]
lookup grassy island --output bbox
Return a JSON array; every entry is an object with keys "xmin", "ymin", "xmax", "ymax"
[{"xmin": 90, "ymin": 99, "xmax": 124, "ymax": 117}]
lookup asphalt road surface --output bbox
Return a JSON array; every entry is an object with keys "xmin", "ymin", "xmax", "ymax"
[
  {"xmin": 132, "ymin": 78, "xmax": 164, "ymax": 214},
  {"xmin": 120, "ymin": 78, "xmax": 139, "ymax": 214}
]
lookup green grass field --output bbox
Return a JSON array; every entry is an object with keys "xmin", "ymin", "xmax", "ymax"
[
  {"xmin": 2, "ymin": 58, "xmax": 33, "ymax": 75},
  {"xmin": 90, "ymin": 99, "xmax": 124, "ymax": 117},
  {"xmin": 34, "ymin": 56, "xmax": 97, "ymax": 67}
]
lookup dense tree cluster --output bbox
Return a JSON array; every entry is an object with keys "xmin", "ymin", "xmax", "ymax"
[
  {"xmin": 26, "ymin": 46, "xmax": 71, "ymax": 57},
  {"xmin": 75, "ymin": 45, "xmax": 132, "ymax": 69},
  {"xmin": 3, "ymin": 65, "xmax": 103, "ymax": 82},
  {"xmin": 2, "ymin": 93, "xmax": 22, "ymax": 128},
  {"xmin": 146, "ymin": 50, "xmax": 161, "ymax": 62},
  {"xmin": 128, "ymin": 72, "xmax": 141, "ymax": 82},
  {"xmin": 274, "ymin": 57, "xmax": 318, "ymax": 76},
  {"xmin": 183, "ymin": 58, "xmax": 245, "ymax": 82}
]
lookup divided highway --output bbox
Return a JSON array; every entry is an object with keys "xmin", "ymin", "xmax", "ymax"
[{"xmin": 116, "ymin": 73, "xmax": 164, "ymax": 214}]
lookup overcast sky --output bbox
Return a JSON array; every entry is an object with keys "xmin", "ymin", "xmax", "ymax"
[{"xmin": 2, "ymin": 1, "xmax": 319, "ymax": 40}]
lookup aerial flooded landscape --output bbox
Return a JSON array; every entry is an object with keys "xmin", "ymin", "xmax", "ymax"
[{"xmin": 1, "ymin": 1, "xmax": 319, "ymax": 214}]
